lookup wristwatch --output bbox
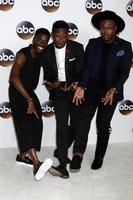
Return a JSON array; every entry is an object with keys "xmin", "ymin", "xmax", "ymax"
[{"xmin": 81, "ymin": 86, "xmax": 87, "ymax": 90}]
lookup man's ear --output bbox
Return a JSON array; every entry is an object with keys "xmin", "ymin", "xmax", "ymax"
[
  {"xmin": 32, "ymin": 36, "xmax": 35, "ymax": 44},
  {"xmin": 51, "ymin": 33, "xmax": 53, "ymax": 40},
  {"xmin": 115, "ymin": 25, "xmax": 118, "ymax": 34}
]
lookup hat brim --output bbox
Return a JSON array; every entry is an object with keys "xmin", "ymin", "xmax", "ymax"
[{"xmin": 91, "ymin": 10, "xmax": 125, "ymax": 33}]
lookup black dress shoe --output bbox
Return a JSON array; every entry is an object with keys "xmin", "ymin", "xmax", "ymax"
[
  {"xmin": 49, "ymin": 165, "xmax": 69, "ymax": 179},
  {"xmin": 91, "ymin": 158, "xmax": 103, "ymax": 170},
  {"xmin": 70, "ymin": 155, "xmax": 83, "ymax": 172},
  {"xmin": 54, "ymin": 149, "xmax": 71, "ymax": 164}
]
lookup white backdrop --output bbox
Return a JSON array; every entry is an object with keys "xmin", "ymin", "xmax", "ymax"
[{"xmin": 0, "ymin": 0, "xmax": 133, "ymax": 148}]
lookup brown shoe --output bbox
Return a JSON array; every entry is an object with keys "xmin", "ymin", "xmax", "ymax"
[{"xmin": 49, "ymin": 165, "xmax": 69, "ymax": 178}]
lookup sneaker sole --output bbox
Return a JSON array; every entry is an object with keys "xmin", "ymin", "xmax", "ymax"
[
  {"xmin": 35, "ymin": 158, "xmax": 53, "ymax": 181},
  {"xmin": 69, "ymin": 167, "xmax": 80, "ymax": 173},
  {"xmin": 16, "ymin": 161, "xmax": 33, "ymax": 167}
]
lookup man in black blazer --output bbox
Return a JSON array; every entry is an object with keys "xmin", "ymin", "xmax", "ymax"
[
  {"xmin": 71, "ymin": 10, "xmax": 132, "ymax": 171},
  {"xmin": 42, "ymin": 20, "xmax": 84, "ymax": 178}
]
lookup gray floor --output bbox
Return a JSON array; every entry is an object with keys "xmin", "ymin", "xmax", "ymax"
[{"xmin": 0, "ymin": 143, "xmax": 133, "ymax": 200}]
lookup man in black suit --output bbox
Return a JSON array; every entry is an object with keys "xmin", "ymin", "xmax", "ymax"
[
  {"xmin": 71, "ymin": 10, "xmax": 132, "ymax": 171},
  {"xmin": 42, "ymin": 20, "xmax": 84, "ymax": 178}
]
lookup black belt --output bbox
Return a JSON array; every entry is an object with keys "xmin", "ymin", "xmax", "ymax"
[{"xmin": 59, "ymin": 82, "xmax": 67, "ymax": 87}]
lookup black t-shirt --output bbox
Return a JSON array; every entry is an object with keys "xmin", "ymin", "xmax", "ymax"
[
  {"xmin": 19, "ymin": 45, "xmax": 42, "ymax": 92},
  {"xmin": 98, "ymin": 40, "xmax": 114, "ymax": 88},
  {"xmin": 10, "ymin": 45, "xmax": 42, "ymax": 92}
]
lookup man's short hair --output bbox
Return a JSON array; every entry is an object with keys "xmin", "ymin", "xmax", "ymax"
[
  {"xmin": 52, "ymin": 20, "xmax": 69, "ymax": 33},
  {"xmin": 34, "ymin": 28, "xmax": 50, "ymax": 38}
]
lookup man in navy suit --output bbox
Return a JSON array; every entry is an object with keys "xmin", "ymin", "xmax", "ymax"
[
  {"xmin": 71, "ymin": 10, "xmax": 132, "ymax": 171},
  {"xmin": 42, "ymin": 20, "xmax": 84, "ymax": 178}
]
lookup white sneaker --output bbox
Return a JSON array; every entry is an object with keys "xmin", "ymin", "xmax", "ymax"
[{"xmin": 34, "ymin": 158, "xmax": 53, "ymax": 181}]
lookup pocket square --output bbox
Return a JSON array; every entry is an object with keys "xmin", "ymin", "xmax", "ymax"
[
  {"xmin": 69, "ymin": 58, "xmax": 76, "ymax": 61},
  {"xmin": 116, "ymin": 50, "xmax": 125, "ymax": 56}
]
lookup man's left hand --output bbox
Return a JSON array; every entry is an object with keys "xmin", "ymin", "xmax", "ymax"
[{"xmin": 101, "ymin": 88, "xmax": 117, "ymax": 105}]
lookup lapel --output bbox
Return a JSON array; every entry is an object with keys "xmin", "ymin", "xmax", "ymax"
[
  {"xmin": 50, "ymin": 41, "xmax": 72, "ymax": 82},
  {"xmin": 104, "ymin": 37, "xmax": 122, "ymax": 87},
  {"xmin": 50, "ymin": 43, "xmax": 58, "ymax": 78},
  {"xmin": 94, "ymin": 38, "xmax": 103, "ymax": 76},
  {"xmin": 108, "ymin": 37, "xmax": 120, "ymax": 60},
  {"xmin": 65, "ymin": 41, "xmax": 71, "ymax": 81},
  {"xmin": 106, "ymin": 37, "xmax": 120, "ymax": 76}
]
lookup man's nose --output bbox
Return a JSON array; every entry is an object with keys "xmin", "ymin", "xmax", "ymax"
[{"xmin": 59, "ymin": 36, "xmax": 64, "ymax": 42}]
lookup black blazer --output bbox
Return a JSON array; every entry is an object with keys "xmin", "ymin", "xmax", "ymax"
[
  {"xmin": 42, "ymin": 40, "xmax": 84, "ymax": 85},
  {"xmin": 80, "ymin": 37, "xmax": 132, "ymax": 101}
]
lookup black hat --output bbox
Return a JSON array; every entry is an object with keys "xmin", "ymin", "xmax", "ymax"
[{"xmin": 91, "ymin": 10, "xmax": 125, "ymax": 33}]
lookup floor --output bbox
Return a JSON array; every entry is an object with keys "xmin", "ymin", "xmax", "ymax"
[{"xmin": 0, "ymin": 143, "xmax": 133, "ymax": 200}]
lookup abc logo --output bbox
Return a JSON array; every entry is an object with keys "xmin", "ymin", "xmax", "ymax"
[
  {"xmin": 0, "ymin": 49, "xmax": 15, "ymax": 67},
  {"xmin": 16, "ymin": 21, "xmax": 35, "ymax": 40},
  {"xmin": 0, "ymin": 0, "xmax": 14, "ymax": 11},
  {"xmin": 85, "ymin": 0, "xmax": 103, "ymax": 15},
  {"xmin": 0, "ymin": 102, "xmax": 12, "ymax": 119},
  {"xmin": 41, "ymin": 100, "xmax": 55, "ymax": 117},
  {"xmin": 119, "ymin": 100, "xmax": 133, "ymax": 115},
  {"xmin": 68, "ymin": 23, "xmax": 79, "ymax": 40},
  {"xmin": 41, "ymin": 0, "xmax": 60, "ymax": 13},
  {"xmin": 127, "ymin": 0, "xmax": 133, "ymax": 17}
]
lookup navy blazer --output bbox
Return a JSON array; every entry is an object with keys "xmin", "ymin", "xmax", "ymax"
[
  {"xmin": 80, "ymin": 37, "xmax": 132, "ymax": 101},
  {"xmin": 42, "ymin": 40, "xmax": 84, "ymax": 85}
]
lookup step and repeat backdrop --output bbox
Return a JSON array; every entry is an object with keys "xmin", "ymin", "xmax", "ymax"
[{"xmin": 0, "ymin": 0, "xmax": 133, "ymax": 147}]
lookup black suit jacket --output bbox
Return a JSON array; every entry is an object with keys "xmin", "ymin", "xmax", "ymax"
[
  {"xmin": 42, "ymin": 40, "xmax": 84, "ymax": 85},
  {"xmin": 80, "ymin": 37, "xmax": 132, "ymax": 101}
]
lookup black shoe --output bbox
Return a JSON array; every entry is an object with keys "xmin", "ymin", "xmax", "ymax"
[
  {"xmin": 54, "ymin": 149, "xmax": 71, "ymax": 164},
  {"xmin": 34, "ymin": 158, "xmax": 53, "ymax": 181},
  {"xmin": 91, "ymin": 158, "xmax": 103, "ymax": 170},
  {"xmin": 49, "ymin": 165, "xmax": 69, "ymax": 179},
  {"xmin": 16, "ymin": 154, "xmax": 33, "ymax": 167},
  {"xmin": 70, "ymin": 155, "xmax": 83, "ymax": 172}
]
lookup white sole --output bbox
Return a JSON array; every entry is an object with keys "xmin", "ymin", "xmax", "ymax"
[
  {"xmin": 35, "ymin": 158, "xmax": 53, "ymax": 181},
  {"xmin": 16, "ymin": 161, "xmax": 33, "ymax": 167},
  {"xmin": 69, "ymin": 168, "xmax": 80, "ymax": 173}
]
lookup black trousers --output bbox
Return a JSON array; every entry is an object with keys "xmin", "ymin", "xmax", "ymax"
[
  {"xmin": 9, "ymin": 86, "xmax": 43, "ymax": 153},
  {"xmin": 53, "ymin": 88, "xmax": 81, "ymax": 166},
  {"xmin": 73, "ymin": 90, "xmax": 117, "ymax": 159}
]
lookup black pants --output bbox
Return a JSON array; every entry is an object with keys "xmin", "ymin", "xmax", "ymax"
[
  {"xmin": 9, "ymin": 86, "xmax": 43, "ymax": 153},
  {"xmin": 53, "ymin": 88, "xmax": 81, "ymax": 166},
  {"xmin": 73, "ymin": 90, "xmax": 117, "ymax": 159}
]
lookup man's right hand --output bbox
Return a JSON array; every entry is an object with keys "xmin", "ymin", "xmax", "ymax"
[
  {"xmin": 72, "ymin": 86, "xmax": 85, "ymax": 106},
  {"xmin": 27, "ymin": 100, "xmax": 37, "ymax": 115}
]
